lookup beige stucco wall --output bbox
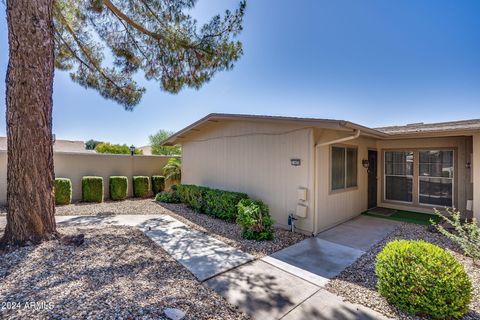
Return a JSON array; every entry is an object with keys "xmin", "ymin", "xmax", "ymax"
[
  {"xmin": 181, "ymin": 120, "xmax": 315, "ymax": 234},
  {"xmin": 0, "ymin": 151, "xmax": 172, "ymax": 204},
  {"xmin": 376, "ymin": 136, "xmax": 473, "ymax": 215},
  {"xmin": 314, "ymin": 129, "xmax": 377, "ymax": 233},
  {"xmin": 473, "ymin": 133, "xmax": 480, "ymax": 220}
]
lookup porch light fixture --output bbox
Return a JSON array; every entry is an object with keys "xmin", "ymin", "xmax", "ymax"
[
  {"xmin": 362, "ymin": 159, "xmax": 370, "ymax": 169},
  {"xmin": 130, "ymin": 145, "xmax": 135, "ymax": 156}
]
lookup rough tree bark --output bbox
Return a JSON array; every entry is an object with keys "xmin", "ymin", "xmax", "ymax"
[{"xmin": 1, "ymin": 0, "xmax": 57, "ymax": 244}]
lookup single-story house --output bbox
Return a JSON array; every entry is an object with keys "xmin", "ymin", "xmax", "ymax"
[
  {"xmin": 0, "ymin": 136, "xmax": 94, "ymax": 153},
  {"xmin": 162, "ymin": 113, "xmax": 480, "ymax": 235}
]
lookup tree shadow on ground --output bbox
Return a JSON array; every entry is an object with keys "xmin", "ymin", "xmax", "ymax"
[{"xmin": 0, "ymin": 226, "xmax": 246, "ymax": 319}]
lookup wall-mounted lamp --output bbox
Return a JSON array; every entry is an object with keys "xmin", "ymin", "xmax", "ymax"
[
  {"xmin": 362, "ymin": 159, "xmax": 370, "ymax": 169},
  {"xmin": 130, "ymin": 145, "xmax": 135, "ymax": 156}
]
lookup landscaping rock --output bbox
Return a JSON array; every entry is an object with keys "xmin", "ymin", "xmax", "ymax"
[
  {"xmin": 325, "ymin": 223, "xmax": 480, "ymax": 320},
  {"xmin": 164, "ymin": 307, "xmax": 186, "ymax": 320},
  {"xmin": 0, "ymin": 226, "xmax": 248, "ymax": 320}
]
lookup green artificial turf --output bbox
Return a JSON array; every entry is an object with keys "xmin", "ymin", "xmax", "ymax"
[{"xmin": 363, "ymin": 208, "xmax": 441, "ymax": 225}]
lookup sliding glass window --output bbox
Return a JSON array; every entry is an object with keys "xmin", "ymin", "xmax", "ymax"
[
  {"xmin": 419, "ymin": 150, "xmax": 454, "ymax": 206},
  {"xmin": 331, "ymin": 146, "xmax": 357, "ymax": 191},
  {"xmin": 384, "ymin": 151, "xmax": 413, "ymax": 202}
]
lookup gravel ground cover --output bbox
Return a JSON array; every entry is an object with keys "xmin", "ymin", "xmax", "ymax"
[
  {"xmin": 159, "ymin": 202, "xmax": 307, "ymax": 258},
  {"xmin": 0, "ymin": 226, "xmax": 249, "ymax": 320},
  {"xmin": 325, "ymin": 223, "xmax": 480, "ymax": 320},
  {"xmin": 0, "ymin": 199, "xmax": 167, "ymax": 217},
  {"xmin": 1, "ymin": 199, "xmax": 307, "ymax": 259}
]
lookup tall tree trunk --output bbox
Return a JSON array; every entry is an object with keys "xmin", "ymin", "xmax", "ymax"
[{"xmin": 2, "ymin": 0, "xmax": 57, "ymax": 244}]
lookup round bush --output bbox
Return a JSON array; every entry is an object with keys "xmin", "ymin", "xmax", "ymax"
[
  {"xmin": 54, "ymin": 178, "xmax": 72, "ymax": 205},
  {"xmin": 151, "ymin": 175, "xmax": 166, "ymax": 195},
  {"xmin": 133, "ymin": 176, "xmax": 150, "ymax": 198},
  {"xmin": 109, "ymin": 176, "xmax": 128, "ymax": 201},
  {"xmin": 82, "ymin": 176, "xmax": 104, "ymax": 203},
  {"xmin": 375, "ymin": 240, "xmax": 472, "ymax": 319}
]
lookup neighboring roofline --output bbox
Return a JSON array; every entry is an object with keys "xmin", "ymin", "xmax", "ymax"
[{"xmin": 161, "ymin": 113, "xmax": 388, "ymax": 146}]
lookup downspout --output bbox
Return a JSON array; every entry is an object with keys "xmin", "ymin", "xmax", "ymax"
[
  {"xmin": 312, "ymin": 129, "xmax": 361, "ymax": 235},
  {"xmin": 315, "ymin": 129, "xmax": 361, "ymax": 147}
]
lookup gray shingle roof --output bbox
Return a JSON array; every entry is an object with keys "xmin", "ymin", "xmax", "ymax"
[{"xmin": 375, "ymin": 119, "xmax": 480, "ymax": 135}]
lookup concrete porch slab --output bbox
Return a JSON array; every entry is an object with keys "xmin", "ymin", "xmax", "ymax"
[
  {"xmin": 263, "ymin": 237, "xmax": 364, "ymax": 281},
  {"xmin": 206, "ymin": 260, "xmax": 320, "ymax": 320},
  {"xmin": 317, "ymin": 215, "xmax": 400, "ymax": 251},
  {"xmin": 282, "ymin": 289, "xmax": 391, "ymax": 320}
]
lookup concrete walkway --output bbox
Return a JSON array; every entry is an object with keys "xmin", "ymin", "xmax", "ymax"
[
  {"xmin": 56, "ymin": 214, "xmax": 255, "ymax": 281},
  {"xmin": 1, "ymin": 214, "xmax": 396, "ymax": 319},
  {"xmin": 206, "ymin": 215, "xmax": 398, "ymax": 320}
]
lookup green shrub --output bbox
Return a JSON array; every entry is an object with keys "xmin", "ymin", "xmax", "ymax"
[
  {"xmin": 54, "ymin": 178, "xmax": 72, "ymax": 205},
  {"xmin": 109, "ymin": 176, "xmax": 128, "ymax": 201},
  {"xmin": 375, "ymin": 240, "xmax": 472, "ymax": 319},
  {"xmin": 236, "ymin": 199, "xmax": 274, "ymax": 240},
  {"xmin": 155, "ymin": 191, "xmax": 180, "ymax": 203},
  {"xmin": 203, "ymin": 188, "xmax": 248, "ymax": 220},
  {"xmin": 133, "ymin": 176, "xmax": 150, "ymax": 198},
  {"xmin": 176, "ymin": 184, "xmax": 209, "ymax": 211},
  {"xmin": 151, "ymin": 175, "xmax": 166, "ymax": 195},
  {"xmin": 82, "ymin": 176, "xmax": 104, "ymax": 203}
]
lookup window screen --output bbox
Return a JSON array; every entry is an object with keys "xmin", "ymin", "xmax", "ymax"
[
  {"xmin": 384, "ymin": 151, "xmax": 413, "ymax": 202},
  {"xmin": 419, "ymin": 150, "xmax": 453, "ymax": 206}
]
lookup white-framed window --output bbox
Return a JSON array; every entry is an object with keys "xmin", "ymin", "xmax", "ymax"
[
  {"xmin": 331, "ymin": 146, "xmax": 357, "ymax": 191},
  {"xmin": 384, "ymin": 151, "xmax": 414, "ymax": 203},
  {"xmin": 419, "ymin": 150, "xmax": 454, "ymax": 206}
]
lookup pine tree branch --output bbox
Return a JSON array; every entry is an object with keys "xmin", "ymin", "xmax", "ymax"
[
  {"xmin": 103, "ymin": 0, "xmax": 214, "ymax": 55},
  {"xmin": 55, "ymin": 10, "xmax": 137, "ymax": 94}
]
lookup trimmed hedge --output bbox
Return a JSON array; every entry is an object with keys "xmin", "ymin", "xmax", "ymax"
[
  {"xmin": 133, "ymin": 176, "xmax": 150, "ymax": 198},
  {"xmin": 151, "ymin": 175, "xmax": 166, "ymax": 195},
  {"xmin": 155, "ymin": 191, "xmax": 180, "ymax": 203},
  {"xmin": 376, "ymin": 240, "xmax": 472, "ymax": 319},
  {"xmin": 82, "ymin": 176, "xmax": 104, "ymax": 203},
  {"xmin": 54, "ymin": 178, "xmax": 72, "ymax": 205},
  {"xmin": 109, "ymin": 176, "xmax": 128, "ymax": 201},
  {"xmin": 175, "ymin": 184, "xmax": 248, "ymax": 221},
  {"xmin": 236, "ymin": 198, "xmax": 274, "ymax": 240}
]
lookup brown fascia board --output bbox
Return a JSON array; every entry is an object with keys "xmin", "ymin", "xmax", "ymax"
[
  {"xmin": 161, "ymin": 113, "xmax": 390, "ymax": 146},
  {"xmin": 379, "ymin": 129, "xmax": 480, "ymax": 139}
]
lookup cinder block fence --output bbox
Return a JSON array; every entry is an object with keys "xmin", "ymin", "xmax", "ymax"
[{"xmin": 0, "ymin": 151, "xmax": 177, "ymax": 204}]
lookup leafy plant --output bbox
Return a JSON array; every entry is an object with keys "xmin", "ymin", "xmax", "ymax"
[
  {"xmin": 432, "ymin": 208, "xmax": 480, "ymax": 266},
  {"xmin": 149, "ymin": 129, "xmax": 181, "ymax": 155},
  {"xmin": 133, "ymin": 176, "xmax": 150, "ymax": 198},
  {"xmin": 151, "ymin": 175, "xmax": 166, "ymax": 195},
  {"xmin": 82, "ymin": 176, "xmax": 104, "ymax": 203},
  {"xmin": 163, "ymin": 158, "xmax": 182, "ymax": 182},
  {"xmin": 155, "ymin": 191, "xmax": 180, "ymax": 203},
  {"xmin": 95, "ymin": 143, "xmax": 143, "ymax": 155},
  {"xmin": 236, "ymin": 199, "xmax": 274, "ymax": 241},
  {"xmin": 54, "ymin": 178, "xmax": 72, "ymax": 205},
  {"xmin": 109, "ymin": 176, "xmax": 128, "ymax": 201},
  {"xmin": 376, "ymin": 240, "xmax": 472, "ymax": 319}
]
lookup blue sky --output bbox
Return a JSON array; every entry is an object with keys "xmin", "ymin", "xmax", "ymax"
[{"xmin": 1, "ymin": 0, "xmax": 479, "ymax": 146}]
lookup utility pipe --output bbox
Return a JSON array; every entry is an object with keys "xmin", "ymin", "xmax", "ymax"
[{"xmin": 315, "ymin": 129, "xmax": 361, "ymax": 147}]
